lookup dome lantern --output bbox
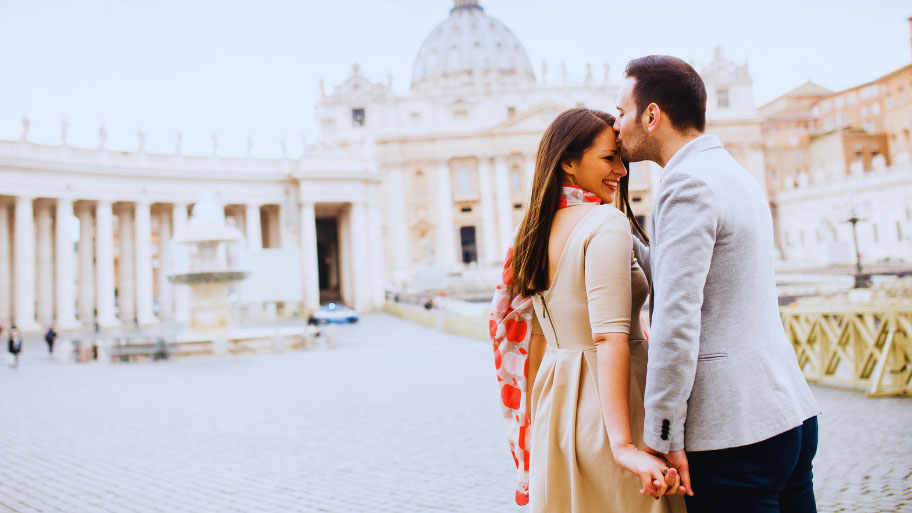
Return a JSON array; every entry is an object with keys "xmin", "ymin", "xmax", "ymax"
[{"xmin": 452, "ymin": 0, "xmax": 482, "ymax": 11}]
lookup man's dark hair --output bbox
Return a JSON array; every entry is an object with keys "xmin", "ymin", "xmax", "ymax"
[{"xmin": 624, "ymin": 55, "xmax": 707, "ymax": 133}]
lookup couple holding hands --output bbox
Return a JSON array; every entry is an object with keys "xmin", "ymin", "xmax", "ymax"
[{"xmin": 490, "ymin": 55, "xmax": 820, "ymax": 513}]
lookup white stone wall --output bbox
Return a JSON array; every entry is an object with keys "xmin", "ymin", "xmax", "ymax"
[{"xmin": 774, "ymin": 162, "xmax": 912, "ymax": 266}]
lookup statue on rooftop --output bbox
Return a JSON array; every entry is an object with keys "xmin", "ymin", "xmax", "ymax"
[
  {"xmin": 60, "ymin": 120, "xmax": 69, "ymax": 146},
  {"xmin": 20, "ymin": 116, "xmax": 29, "ymax": 142},
  {"xmin": 98, "ymin": 125, "xmax": 108, "ymax": 149}
]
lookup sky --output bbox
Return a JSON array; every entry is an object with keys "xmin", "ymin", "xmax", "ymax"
[{"xmin": 0, "ymin": 0, "xmax": 909, "ymax": 157}]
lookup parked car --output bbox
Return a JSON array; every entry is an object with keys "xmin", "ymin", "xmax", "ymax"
[{"xmin": 312, "ymin": 303, "xmax": 359, "ymax": 324}]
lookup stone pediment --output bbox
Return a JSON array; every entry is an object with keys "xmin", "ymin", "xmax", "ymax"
[
  {"xmin": 490, "ymin": 101, "xmax": 568, "ymax": 132},
  {"xmin": 328, "ymin": 64, "xmax": 393, "ymax": 102}
]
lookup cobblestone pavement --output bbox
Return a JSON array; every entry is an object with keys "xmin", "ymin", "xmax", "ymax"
[{"xmin": 1, "ymin": 314, "xmax": 911, "ymax": 512}]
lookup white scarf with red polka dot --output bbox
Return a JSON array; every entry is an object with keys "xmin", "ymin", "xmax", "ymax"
[{"xmin": 489, "ymin": 183, "xmax": 601, "ymax": 506}]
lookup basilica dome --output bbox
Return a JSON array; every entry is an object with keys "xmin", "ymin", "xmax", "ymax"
[{"xmin": 411, "ymin": 0, "xmax": 536, "ymax": 91}]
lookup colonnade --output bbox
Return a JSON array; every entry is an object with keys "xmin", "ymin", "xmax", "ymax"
[{"xmin": 0, "ymin": 196, "xmax": 369, "ymax": 332}]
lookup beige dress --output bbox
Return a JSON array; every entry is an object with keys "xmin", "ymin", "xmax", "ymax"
[{"xmin": 529, "ymin": 205, "xmax": 685, "ymax": 513}]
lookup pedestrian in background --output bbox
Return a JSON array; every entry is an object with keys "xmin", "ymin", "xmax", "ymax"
[
  {"xmin": 45, "ymin": 326, "xmax": 57, "ymax": 355},
  {"xmin": 7, "ymin": 325, "xmax": 22, "ymax": 368}
]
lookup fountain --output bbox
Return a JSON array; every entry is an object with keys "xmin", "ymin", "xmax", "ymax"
[
  {"xmin": 164, "ymin": 190, "xmax": 315, "ymax": 356},
  {"xmin": 169, "ymin": 190, "xmax": 250, "ymax": 332}
]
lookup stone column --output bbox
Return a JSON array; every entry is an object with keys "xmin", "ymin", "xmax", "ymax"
[
  {"xmin": 13, "ymin": 196, "xmax": 39, "ymax": 331},
  {"xmin": 118, "ymin": 204, "xmax": 135, "ymax": 324},
  {"xmin": 157, "ymin": 209, "xmax": 173, "ymax": 322},
  {"xmin": 245, "ymin": 204, "xmax": 262, "ymax": 250},
  {"xmin": 95, "ymin": 200, "xmax": 118, "ymax": 328},
  {"xmin": 172, "ymin": 203, "xmax": 191, "ymax": 326},
  {"xmin": 525, "ymin": 159, "xmax": 535, "ymax": 194},
  {"xmin": 386, "ymin": 168, "xmax": 409, "ymax": 271},
  {"xmin": 299, "ymin": 201, "xmax": 320, "ymax": 313},
  {"xmin": 338, "ymin": 210, "xmax": 354, "ymax": 307},
  {"xmin": 494, "ymin": 158, "xmax": 514, "ymax": 256},
  {"xmin": 0, "ymin": 202, "xmax": 11, "ymax": 327},
  {"xmin": 349, "ymin": 202, "xmax": 371, "ymax": 311},
  {"xmin": 278, "ymin": 201, "xmax": 297, "ymax": 250},
  {"xmin": 435, "ymin": 161, "xmax": 456, "ymax": 267},
  {"xmin": 77, "ymin": 204, "xmax": 95, "ymax": 327},
  {"xmin": 134, "ymin": 201, "xmax": 156, "ymax": 325},
  {"xmin": 478, "ymin": 158, "xmax": 500, "ymax": 264},
  {"xmin": 267, "ymin": 207, "xmax": 281, "ymax": 249},
  {"xmin": 54, "ymin": 199, "xmax": 79, "ymax": 329},
  {"xmin": 368, "ymin": 197, "xmax": 386, "ymax": 307},
  {"xmin": 36, "ymin": 203, "xmax": 54, "ymax": 327}
]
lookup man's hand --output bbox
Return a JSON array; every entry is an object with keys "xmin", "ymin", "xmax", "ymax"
[{"xmin": 644, "ymin": 444, "xmax": 693, "ymax": 496}]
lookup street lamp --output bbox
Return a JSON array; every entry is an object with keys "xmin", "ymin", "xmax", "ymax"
[{"xmin": 833, "ymin": 189, "xmax": 872, "ymax": 288}]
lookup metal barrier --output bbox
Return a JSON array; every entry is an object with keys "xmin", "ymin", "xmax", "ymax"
[{"xmin": 781, "ymin": 305, "xmax": 912, "ymax": 396}]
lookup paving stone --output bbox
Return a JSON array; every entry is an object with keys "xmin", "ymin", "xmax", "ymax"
[{"xmin": 2, "ymin": 313, "xmax": 910, "ymax": 512}]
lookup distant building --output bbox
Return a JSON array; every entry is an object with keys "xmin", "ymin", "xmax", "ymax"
[
  {"xmin": 0, "ymin": 0, "xmax": 768, "ymax": 331},
  {"xmin": 761, "ymin": 17, "xmax": 912, "ymax": 267}
]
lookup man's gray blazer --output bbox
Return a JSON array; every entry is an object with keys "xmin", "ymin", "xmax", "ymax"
[{"xmin": 634, "ymin": 134, "xmax": 819, "ymax": 453}]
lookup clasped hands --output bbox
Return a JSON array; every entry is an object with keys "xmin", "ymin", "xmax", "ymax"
[{"xmin": 612, "ymin": 443, "xmax": 694, "ymax": 499}]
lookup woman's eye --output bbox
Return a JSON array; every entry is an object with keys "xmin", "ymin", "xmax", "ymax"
[{"xmin": 603, "ymin": 156, "xmax": 614, "ymax": 162}]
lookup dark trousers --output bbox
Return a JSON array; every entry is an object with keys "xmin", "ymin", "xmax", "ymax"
[{"xmin": 685, "ymin": 416, "xmax": 818, "ymax": 513}]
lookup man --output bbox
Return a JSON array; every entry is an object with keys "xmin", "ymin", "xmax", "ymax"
[
  {"xmin": 613, "ymin": 55, "xmax": 820, "ymax": 512},
  {"xmin": 45, "ymin": 326, "xmax": 57, "ymax": 355}
]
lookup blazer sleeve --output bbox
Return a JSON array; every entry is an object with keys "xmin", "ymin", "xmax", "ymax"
[
  {"xmin": 643, "ymin": 172, "xmax": 722, "ymax": 453},
  {"xmin": 584, "ymin": 212, "xmax": 633, "ymax": 335},
  {"xmin": 631, "ymin": 234, "xmax": 651, "ymax": 288}
]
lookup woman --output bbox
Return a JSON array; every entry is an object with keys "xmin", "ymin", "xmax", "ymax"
[{"xmin": 490, "ymin": 108, "xmax": 685, "ymax": 512}]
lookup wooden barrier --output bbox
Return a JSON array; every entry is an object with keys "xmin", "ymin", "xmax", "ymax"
[{"xmin": 781, "ymin": 305, "xmax": 912, "ymax": 397}]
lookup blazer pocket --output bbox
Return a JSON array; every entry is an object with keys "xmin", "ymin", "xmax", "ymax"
[{"xmin": 697, "ymin": 352, "xmax": 728, "ymax": 362}]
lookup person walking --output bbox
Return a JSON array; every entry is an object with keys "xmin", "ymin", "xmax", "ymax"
[
  {"xmin": 45, "ymin": 326, "xmax": 57, "ymax": 355},
  {"xmin": 8, "ymin": 325, "xmax": 22, "ymax": 368}
]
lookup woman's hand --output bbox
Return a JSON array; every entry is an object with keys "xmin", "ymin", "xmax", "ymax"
[
  {"xmin": 663, "ymin": 467, "xmax": 682, "ymax": 496},
  {"xmin": 611, "ymin": 443, "xmax": 670, "ymax": 498}
]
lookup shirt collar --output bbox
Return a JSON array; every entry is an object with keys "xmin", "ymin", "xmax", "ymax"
[{"xmin": 662, "ymin": 134, "xmax": 723, "ymax": 174}]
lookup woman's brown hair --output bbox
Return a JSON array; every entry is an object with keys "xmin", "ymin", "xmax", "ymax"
[{"xmin": 510, "ymin": 107, "xmax": 648, "ymax": 298}]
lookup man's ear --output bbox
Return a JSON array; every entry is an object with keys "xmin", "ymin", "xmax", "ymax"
[{"xmin": 645, "ymin": 103, "xmax": 661, "ymax": 133}]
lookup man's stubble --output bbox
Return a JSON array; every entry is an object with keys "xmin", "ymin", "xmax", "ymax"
[{"xmin": 618, "ymin": 120, "xmax": 660, "ymax": 164}]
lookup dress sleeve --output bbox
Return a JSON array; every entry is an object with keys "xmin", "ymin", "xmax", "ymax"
[{"xmin": 585, "ymin": 212, "xmax": 633, "ymax": 335}]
